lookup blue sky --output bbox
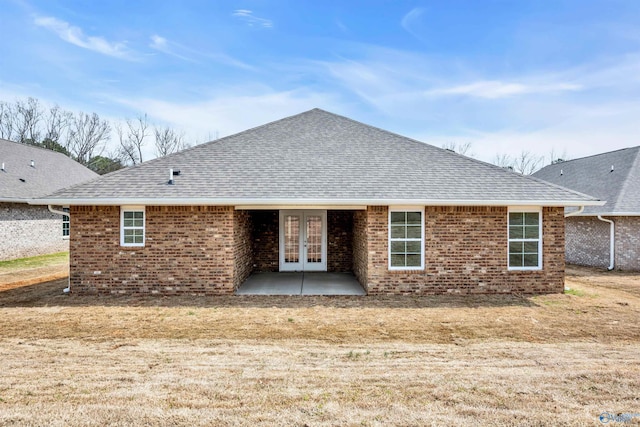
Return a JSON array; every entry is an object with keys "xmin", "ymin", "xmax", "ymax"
[{"xmin": 1, "ymin": 0, "xmax": 640, "ymax": 163}]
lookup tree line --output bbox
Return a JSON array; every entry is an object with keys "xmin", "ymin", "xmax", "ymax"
[{"xmin": 0, "ymin": 97, "xmax": 187, "ymax": 175}]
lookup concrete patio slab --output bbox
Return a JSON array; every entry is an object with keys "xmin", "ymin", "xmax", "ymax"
[
  {"xmin": 302, "ymin": 272, "xmax": 365, "ymax": 295},
  {"xmin": 236, "ymin": 272, "xmax": 365, "ymax": 296}
]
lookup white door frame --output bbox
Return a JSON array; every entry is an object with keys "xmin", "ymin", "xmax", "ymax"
[{"xmin": 279, "ymin": 210, "xmax": 327, "ymax": 272}]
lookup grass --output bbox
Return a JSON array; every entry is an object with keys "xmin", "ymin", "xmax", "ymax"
[
  {"xmin": 0, "ymin": 251, "xmax": 68, "ymax": 271},
  {"xmin": 0, "ymin": 265, "xmax": 638, "ymax": 426}
]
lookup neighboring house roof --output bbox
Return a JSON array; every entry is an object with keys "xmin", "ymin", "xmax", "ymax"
[
  {"xmin": 37, "ymin": 109, "xmax": 601, "ymax": 207},
  {"xmin": 0, "ymin": 138, "xmax": 99, "ymax": 203},
  {"xmin": 533, "ymin": 146, "xmax": 640, "ymax": 216}
]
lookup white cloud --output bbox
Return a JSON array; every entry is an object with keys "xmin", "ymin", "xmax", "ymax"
[
  {"xmin": 401, "ymin": 8, "xmax": 427, "ymax": 42},
  {"xmin": 34, "ymin": 16, "xmax": 134, "ymax": 60},
  {"xmin": 425, "ymin": 80, "xmax": 582, "ymax": 99},
  {"xmin": 149, "ymin": 34, "xmax": 192, "ymax": 62},
  {"xmin": 232, "ymin": 9, "xmax": 273, "ymax": 28}
]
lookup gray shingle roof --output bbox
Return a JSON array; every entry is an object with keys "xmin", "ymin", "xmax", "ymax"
[
  {"xmin": 533, "ymin": 146, "xmax": 640, "ymax": 215},
  {"xmin": 0, "ymin": 139, "xmax": 99, "ymax": 202},
  {"xmin": 38, "ymin": 109, "xmax": 600, "ymax": 206}
]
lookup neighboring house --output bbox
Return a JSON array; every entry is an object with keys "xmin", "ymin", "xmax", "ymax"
[
  {"xmin": 37, "ymin": 109, "xmax": 601, "ymax": 295},
  {"xmin": 534, "ymin": 147, "xmax": 640, "ymax": 271},
  {"xmin": 0, "ymin": 139, "xmax": 98, "ymax": 260}
]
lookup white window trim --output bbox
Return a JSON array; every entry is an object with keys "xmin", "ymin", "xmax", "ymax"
[
  {"xmin": 388, "ymin": 206, "xmax": 425, "ymax": 271},
  {"xmin": 507, "ymin": 206, "xmax": 542, "ymax": 271},
  {"xmin": 62, "ymin": 206, "xmax": 70, "ymax": 240},
  {"xmin": 120, "ymin": 206, "xmax": 146, "ymax": 247}
]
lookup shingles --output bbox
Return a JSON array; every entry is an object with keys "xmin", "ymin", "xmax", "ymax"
[
  {"xmin": 41, "ymin": 109, "xmax": 597, "ymax": 203},
  {"xmin": 0, "ymin": 139, "xmax": 99, "ymax": 200},
  {"xmin": 533, "ymin": 147, "xmax": 640, "ymax": 214}
]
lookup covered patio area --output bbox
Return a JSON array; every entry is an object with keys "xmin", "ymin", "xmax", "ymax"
[{"xmin": 236, "ymin": 272, "xmax": 366, "ymax": 296}]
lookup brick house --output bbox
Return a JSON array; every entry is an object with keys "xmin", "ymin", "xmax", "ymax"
[
  {"xmin": 534, "ymin": 147, "xmax": 640, "ymax": 271},
  {"xmin": 37, "ymin": 109, "xmax": 601, "ymax": 295},
  {"xmin": 0, "ymin": 139, "xmax": 98, "ymax": 260}
]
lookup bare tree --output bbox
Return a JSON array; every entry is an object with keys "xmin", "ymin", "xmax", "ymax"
[
  {"xmin": 0, "ymin": 101, "xmax": 14, "ymax": 140},
  {"xmin": 67, "ymin": 112, "xmax": 111, "ymax": 166},
  {"xmin": 42, "ymin": 105, "xmax": 72, "ymax": 151},
  {"xmin": 548, "ymin": 148, "xmax": 568, "ymax": 165},
  {"xmin": 14, "ymin": 97, "xmax": 43, "ymax": 144},
  {"xmin": 118, "ymin": 114, "xmax": 149, "ymax": 165},
  {"xmin": 512, "ymin": 151, "xmax": 544, "ymax": 175},
  {"xmin": 493, "ymin": 153, "xmax": 513, "ymax": 170},
  {"xmin": 442, "ymin": 141, "xmax": 474, "ymax": 157},
  {"xmin": 154, "ymin": 126, "xmax": 186, "ymax": 157}
]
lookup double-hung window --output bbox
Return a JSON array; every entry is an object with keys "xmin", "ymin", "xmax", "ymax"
[
  {"xmin": 508, "ymin": 209, "xmax": 542, "ymax": 270},
  {"xmin": 62, "ymin": 207, "xmax": 70, "ymax": 238},
  {"xmin": 389, "ymin": 208, "xmax": 424, "ymax": 270},
  {"xmin": 121, "ymin": 207, "xmax": 145, "ymax": 247}
]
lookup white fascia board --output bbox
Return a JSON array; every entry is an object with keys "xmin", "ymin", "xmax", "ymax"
[
  {"xmin": 567, "ymin": 212, "xmax": 640, "ymax": 217},
  {"xmin": 29, "ymin": 197, "xmax": 606, "ymax": 207},
  {"xmin": 0, "ymin": 198, "xmax": 28, "ymax": 203}
]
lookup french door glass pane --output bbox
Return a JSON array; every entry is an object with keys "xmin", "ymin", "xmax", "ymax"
[
  {"xmin": 284, "ymin": 215, "xmax": 299, "ymax": 263},
  {"xmin": 306, "ymin": 215, "xmax": 322, "ymax": 263}
]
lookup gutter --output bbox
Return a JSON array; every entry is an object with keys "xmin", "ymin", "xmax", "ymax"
[
  {"xmin": 564, "ymin": 206, "xmax": 585, "ymax": 218},
  {"xmin": 597, "ymin": 215, "xmax": 615, "ymax": 271},
  {"xmin": 47, "ymin": 205, "xmax": 71, "ymax": 293}
]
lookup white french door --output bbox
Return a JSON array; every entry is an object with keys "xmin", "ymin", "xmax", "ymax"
[{"xmin": 279, "ymin": 210, "xmax": 327, "ymax": 271}]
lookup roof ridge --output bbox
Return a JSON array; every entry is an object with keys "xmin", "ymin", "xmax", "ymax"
[
  {"xmin": 0, "ymin": 138, "xmax": 77, "ymax": 161},
  {"xmin": 540, "ymin": 146, "xmax": 640, "ymax": 170}
]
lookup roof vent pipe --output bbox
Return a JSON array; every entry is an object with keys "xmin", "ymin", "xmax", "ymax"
[
  {"xmin": 611, "ymin": 165, "xmax": 614, "ymax": 172},
  {"xmin": 560, "ymin": 169, "xmax": 563, "ymax": 176},
  {"xmin": 30, "ymin": 160, "xmax": 35, "ymax": 168},
  {"xmin": 1, "ymin": 163, "xmax": 4, "ymax": 171},
  {"xmin": 597, "ymin": 215, "xmax": 615, "ymax": 271},
  {"xmin": 168, "ymin": 168, "xmax": 174, "ymax": 185}
]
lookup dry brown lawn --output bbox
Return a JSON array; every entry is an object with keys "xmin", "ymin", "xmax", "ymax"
[{"xmin": 0, "ymin": 266, "xmax": 639, "ymax": 426}]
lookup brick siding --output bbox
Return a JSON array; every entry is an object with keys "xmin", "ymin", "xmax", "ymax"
[
  {"xmin": 70, "ymin": 205, "xmax": 246, "ymax": 295},
  {"xmin": 567, "ymin": 216, "xmax": 640, "ymax": 270},
  {"xmin": 70, "ymin": 204, "xmax": 565, "ymax": 295},
  {"xmin": 364, "ymin": 206, "xmax": 565, "ymax": 295},
  {"xmin": 0, "ymin": 202, "xmax": 68, "ymax": 261},
  {"xmin": 327, "ymin": 210, "xmax": 353, "ymax": 272}
]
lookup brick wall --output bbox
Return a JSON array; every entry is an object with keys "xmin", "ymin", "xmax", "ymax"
[
  {"xmin": 233, "ymin": 209, "xmax": 253, "ymax": 289},
  {"xmin": 0, "ymin": 202, "xmax": 68, "ymax": 260},
  {"xmin": 614, "ymin": 217, "xmax": 640, "ymax": 270},
  {"xmin": 352, "ymin": 210, "xmax": 368, "ymax": 291},
  {"xmin": 70, "ymin": 205, "xmax": 247, "ymax": 295},
  {"xmin": 327, "ymin": 210, "xmax": 353, "ymax": 272},
  {"xmin": 251, "ymin": 210, "xmax": 278, "ymax": 272},
  {"xmin": 364, "ymin": 206, "xmax": 565, "ymax": 295},
  {"xmin": 566, "ymin": 216, "xmax": 640, "ymax": 270},
  {"xmin": 565, "ymin": 217, "xmax": 610, "ymax": 268}
]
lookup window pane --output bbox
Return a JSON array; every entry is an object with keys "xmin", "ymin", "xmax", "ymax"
[
  {"xmin": 406, "ymin": 241, "xmax": 422, "ymax": 253},
  {"xmin": 132, "ymin": 218, "xmax": 144, "ymax": 227},
  {"xmin": 509, "ymin": 213, "xmax": 524, "ymax": 225},
  {"xmin": 524, "ymin": 212, "xmax": 539, "ymax": 226},
  {"xmin": 391, "ymin": 226, "xmax": 406, "ymax": 239},
  {"xmin": 509, "ymin": 241, "xmax": 523, "ymax": 254},
  {"xmin": 406, "ymin": 225, "xmax": 421, "ymax": 239},
  {"xmin": 123, "ymin": 219, "xmax": 134, "ymax": 227},
  {"xmin": 523, "ymin": 253, "xmax": 539, "ymax": 267},
  {"xmin": 390, "ymin": 254, "xmax": 405, "ymax": 267},
  {"xmin": 124, "ymin": 211, "xmax": 134, "ymax": 219},
  {"xmin": 524, "ymin": 225, "xmax": 539, "ymax": 239},
  {"xmin": 406, "ymin": 254, "xmax": 421, "ymax": 267},
  {"xmin": 523, "ymin": 241, "xmax": 538, "ymax": 253},
  {"xmin": 509, "ymin": 226, "xmax": 524, "ymax": 239},
  {"xmin": 406, "ymin": 212, "xmax": 421, "ymax": 224},
  {"xmin": 390, "ymin": 241, "xmax": 405, "ymax": 253},
  {"xmin": 133, "ymin": 211, "xmax": 144, "ymax": 219},
  {"xmin": 509, "ymin": 253, "xmax": 523, "ymax": 267},
  {"xmin": 390, "ymin": 212, "xmax": 406, "ymax": 225}
]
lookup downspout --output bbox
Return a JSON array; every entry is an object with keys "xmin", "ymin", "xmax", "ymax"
[
  {"xmin": 597, "ymin": 215, "xmax": 615, "ymax": 271},
  {"xmin": 48, "ymin": 205, "xmax": 71, "ymax": 293}
]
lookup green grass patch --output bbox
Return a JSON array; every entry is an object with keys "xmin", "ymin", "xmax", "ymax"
[
  {"xmin": 564, "ymin": 288, "xmax": 585, "ymax": 297},
  {"xmin": 0, "ymin": 252, "xmax": 69, "ymax": 271}
]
